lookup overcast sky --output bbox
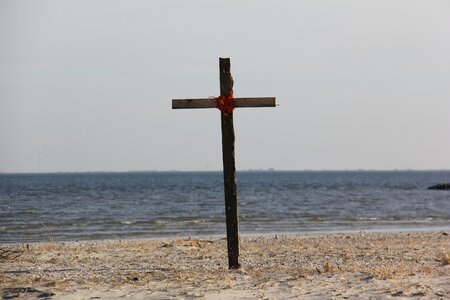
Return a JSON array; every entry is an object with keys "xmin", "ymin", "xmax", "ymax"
[{"xmin": 1, "ymin": 0, "xmax": 449, "ymax": 173}]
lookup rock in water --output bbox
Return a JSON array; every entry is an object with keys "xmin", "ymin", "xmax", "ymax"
[{"xmin": 427, "ymin": 183, "xmax": 450, "ymax": 190}]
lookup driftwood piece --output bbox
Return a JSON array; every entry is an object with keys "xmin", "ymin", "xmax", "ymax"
[{"xmin": 0, "ymin": 247, "xmax": 23, "ymax": 261}]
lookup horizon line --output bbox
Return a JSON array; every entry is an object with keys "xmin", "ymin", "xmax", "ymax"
[{"xmin": 1, "ymin": 168, "xmax": 450, "ymax": 175}]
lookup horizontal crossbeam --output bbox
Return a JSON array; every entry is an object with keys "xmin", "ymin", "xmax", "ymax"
[{"xmin": 172, "ymin": 97, "xmax": 276, "ymax": 109}]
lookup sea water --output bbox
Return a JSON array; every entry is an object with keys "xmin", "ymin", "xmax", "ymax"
[{"xmin": 1, "ymin": 171, "xmax": 449, "ymax": 243}]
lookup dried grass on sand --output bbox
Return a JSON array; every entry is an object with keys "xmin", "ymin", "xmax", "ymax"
[{"xmin": 1, "ymin": 232, "xmax": 449, "ymax": 299}]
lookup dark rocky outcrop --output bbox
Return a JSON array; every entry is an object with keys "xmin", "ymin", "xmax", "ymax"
[{"xmin": 427, "ymin": 183, "xmax": 450, "ymax": 190}]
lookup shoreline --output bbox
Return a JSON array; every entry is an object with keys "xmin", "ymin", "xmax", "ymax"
[
  {"xmin": 2, "ymin": 226, "xmax": 450, "ymax": 246},
  {"xmin": 2, "ymin": 231, "xmax": 449, "ymax": 299}
]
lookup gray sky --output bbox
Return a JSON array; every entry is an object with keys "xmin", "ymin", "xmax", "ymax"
[{"xmin": 1, "ymin": 0, "xmax": 450, "ymax": 173}]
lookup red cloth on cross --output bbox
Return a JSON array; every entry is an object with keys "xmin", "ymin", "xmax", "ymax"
[{"xmin": 216, "ymin": 93, "xmax": 235, "ymax": 114}]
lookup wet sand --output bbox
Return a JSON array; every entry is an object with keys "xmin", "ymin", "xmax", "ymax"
[{"xmin": 1, "ymin": 231, "xmax": 449, "ymax": 299}]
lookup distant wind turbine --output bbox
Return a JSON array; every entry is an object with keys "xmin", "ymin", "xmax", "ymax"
[{"xmin": 38, "ymin": 148, "xmax": 43, "ymax": 173}]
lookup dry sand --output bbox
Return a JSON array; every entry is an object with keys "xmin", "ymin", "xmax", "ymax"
[{"xmin": 1, "ymin": 231, "xmax": 449, "ymax": 299}]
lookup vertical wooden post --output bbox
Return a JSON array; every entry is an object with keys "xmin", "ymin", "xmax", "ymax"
[{"xmin": 219, "ymin": 57, "xmax": 240, "ymax": 269}]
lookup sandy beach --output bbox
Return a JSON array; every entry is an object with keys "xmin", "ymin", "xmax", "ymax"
[{"xmin": 1, "ymin": 231, "xmax": 449, "ymax": 299}]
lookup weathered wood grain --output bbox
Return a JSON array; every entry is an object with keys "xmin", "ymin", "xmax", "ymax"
[
  {"xmin": 219, "ymin": 58, "xmax": 241, "ymax": 270},
  {"xmin": 172, "ymin": 97, "xmax": 276, "ymax": 109}
]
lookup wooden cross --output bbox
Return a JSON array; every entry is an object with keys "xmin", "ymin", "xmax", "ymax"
[{"xmin": 172, "ymin": 58, "xmax": 276, "ymax": 269}]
